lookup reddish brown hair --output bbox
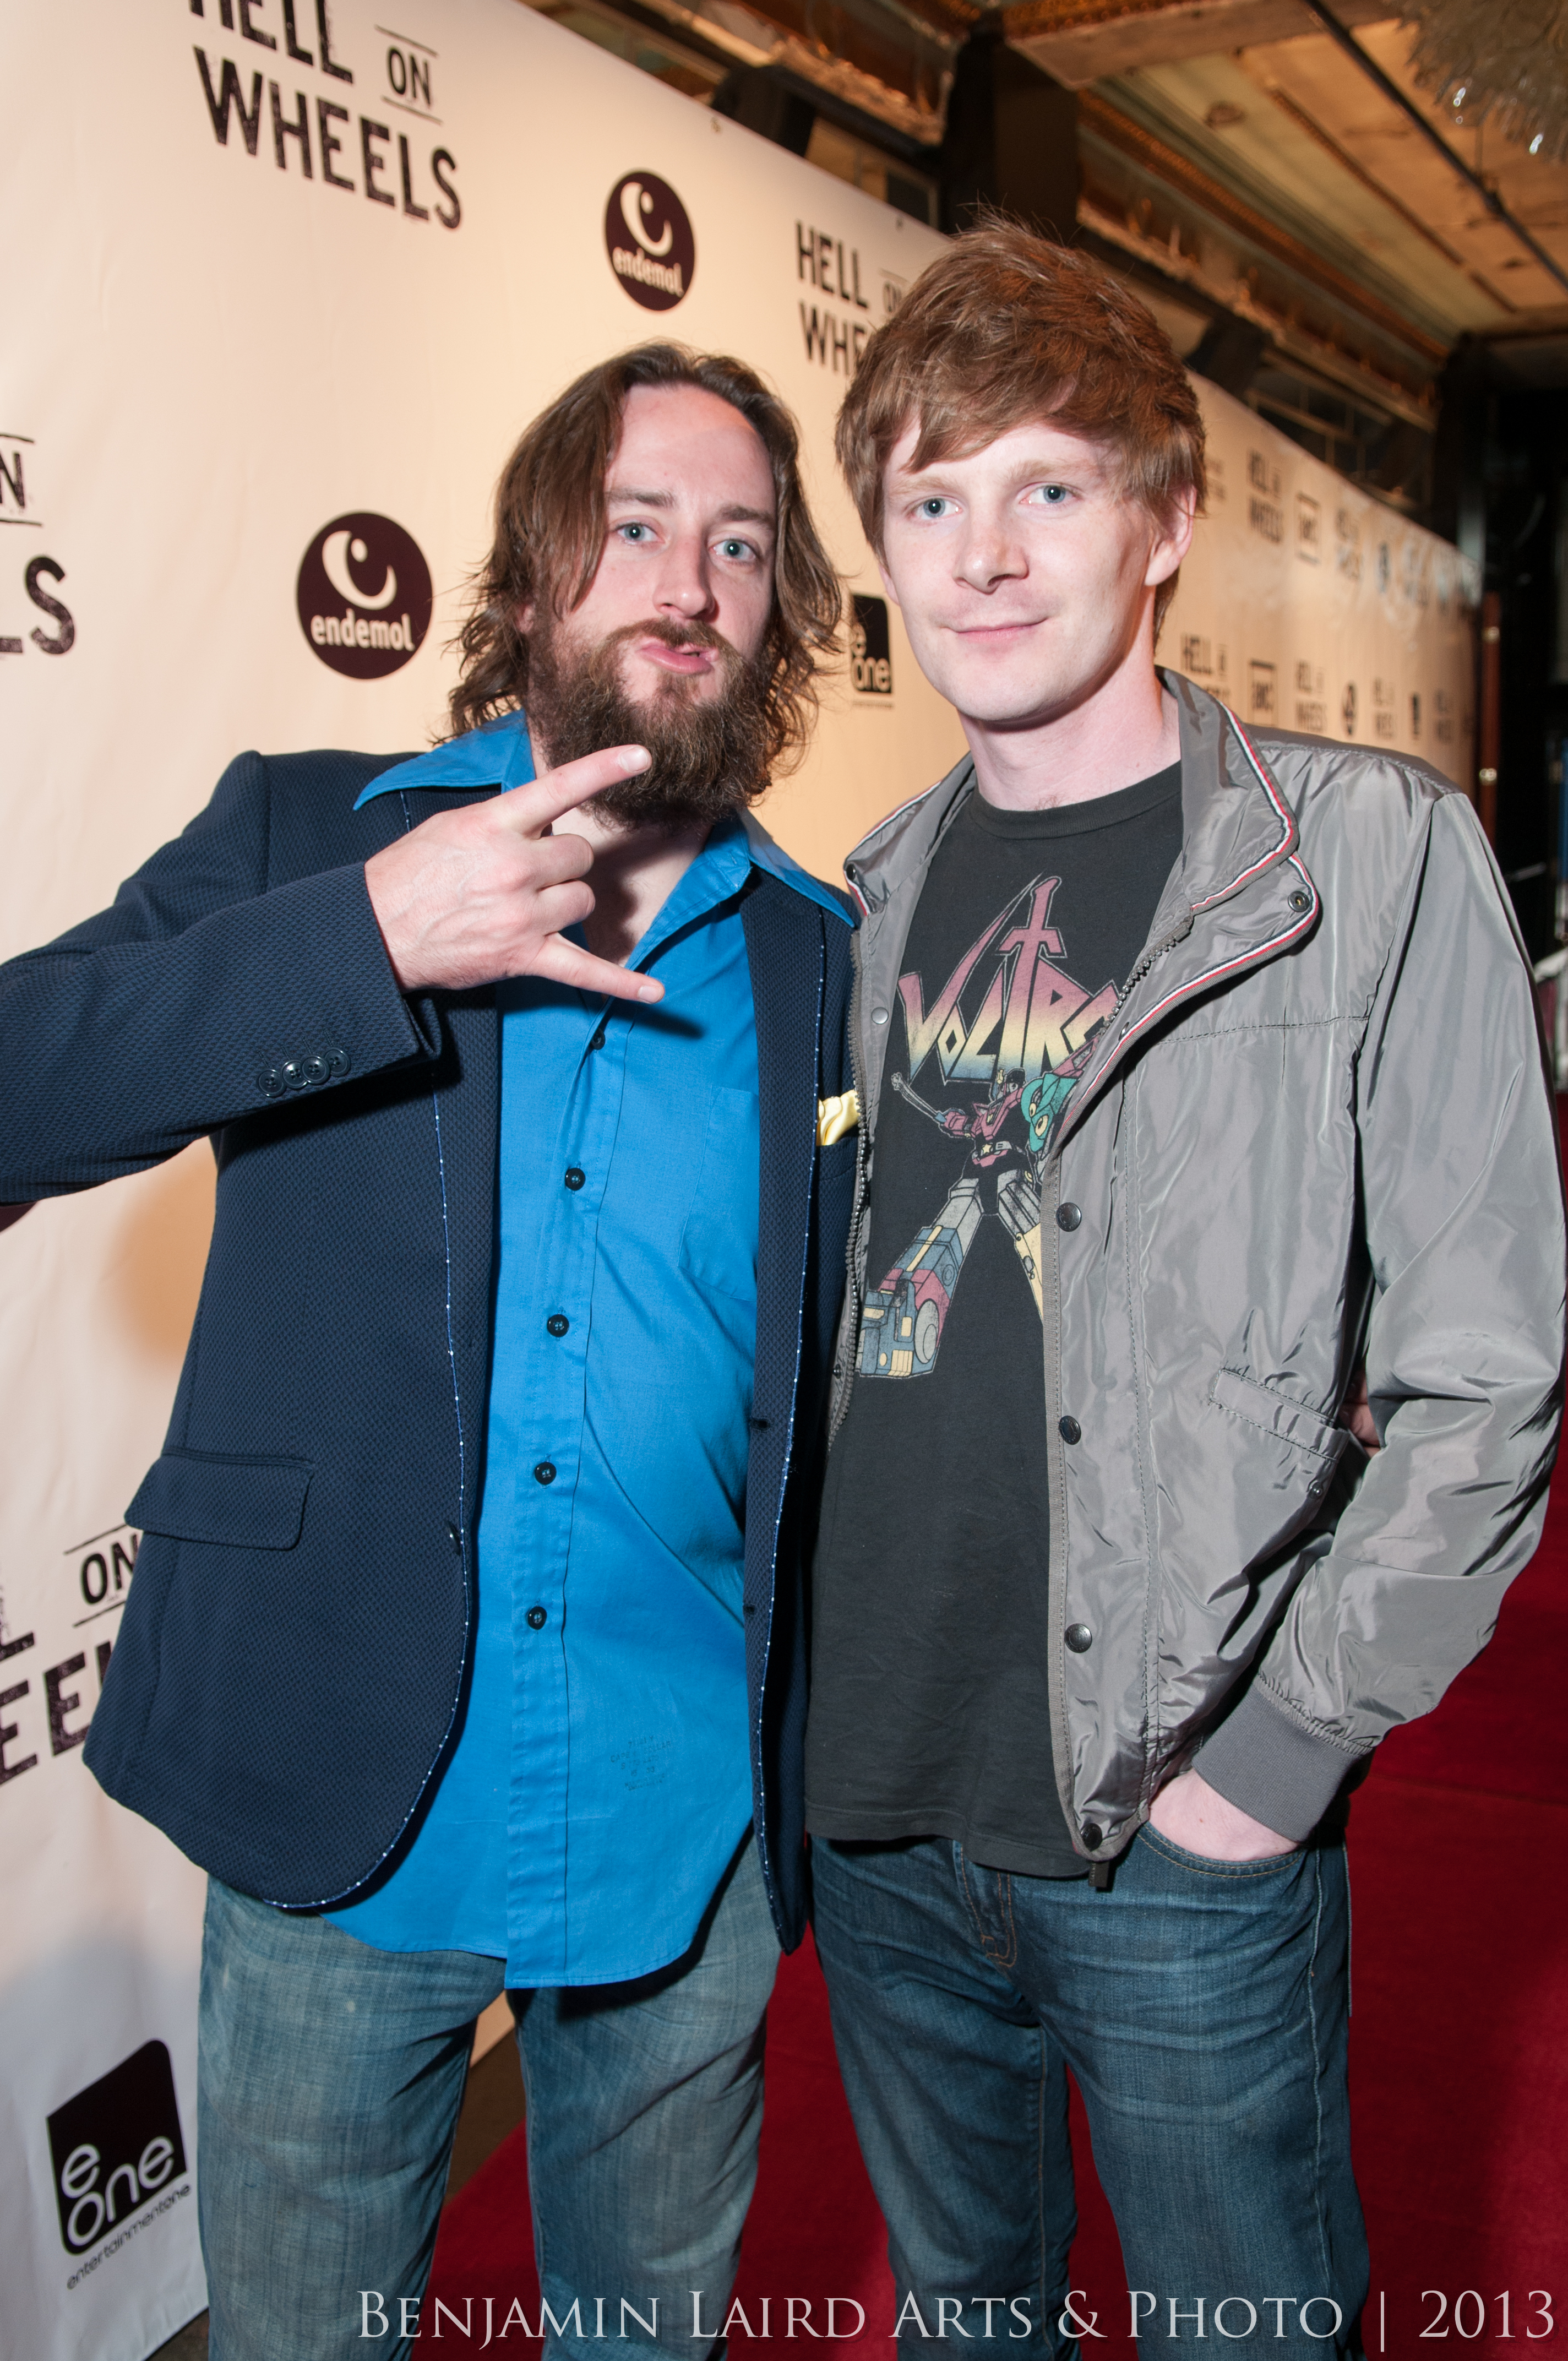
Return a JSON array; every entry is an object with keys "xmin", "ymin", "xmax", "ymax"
[
  {"xmin": 451, "ymin": 345, "xmax": 840, "ymax": 768},
  {"xmin": 835, "ymin": 223, "xmax": 1205, "ymax": 629}
]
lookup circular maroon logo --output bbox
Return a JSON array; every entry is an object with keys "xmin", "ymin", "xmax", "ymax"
[
  {"xmin": 296, "ymin": 512, "xmax": 432, "ymax": 679},
  {"xmin": 604, "ymin": 172, "xmax": 695, "ymax": 312}
]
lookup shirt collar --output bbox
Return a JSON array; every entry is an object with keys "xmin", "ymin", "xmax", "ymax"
[
  {"xmin": 354, "ymin": 709, "xmax": 538, "ymax": 803},
  {"xmin": 353, "ymin": 709, "xmax": 851, "ymax": 928}
]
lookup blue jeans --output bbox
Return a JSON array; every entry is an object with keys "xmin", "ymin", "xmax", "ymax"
[
  {"xmin": 811, "ymin": 1830, "xmax": 1366, "ymax": 2358},
  {"xmin": 198, "ymin": 1838, "xmax": 779, "ymax": 2360}
]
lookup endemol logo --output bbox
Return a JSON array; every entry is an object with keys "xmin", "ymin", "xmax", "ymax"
[
  {"xmin": 48, "ymin": 2041, "xmax": 187, "ymax": 2256},
  {"xmin": 297, "ymin": 512, "xmax": 432, "ymax": 678},
  {"xmin": 605, "ymin": 172, "xmax": 695, "ymax": 311}
]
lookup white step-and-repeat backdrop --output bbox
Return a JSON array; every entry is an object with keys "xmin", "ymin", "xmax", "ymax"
[{"xmin": 1, "ymin": 4, "xmax": 1471, "ymax": 2355}]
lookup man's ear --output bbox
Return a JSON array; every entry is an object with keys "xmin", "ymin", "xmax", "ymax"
[
  {"xmin": 1145, "ymin": 488, "xmax": 1197, "ymax": 590},
  {"xmin": 518, "ymin": 600, "xmax": 536, "ymax": 636}
]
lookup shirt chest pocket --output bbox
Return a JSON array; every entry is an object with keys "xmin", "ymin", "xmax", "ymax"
[{"xmin": 679, "ymin": 1086, "xmax": 760, "ymax": 1306}]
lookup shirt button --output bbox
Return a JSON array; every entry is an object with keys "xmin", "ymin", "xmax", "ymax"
[
  {"xmin": 587, "ymin": 1025, "xmax": 607, "ymax": 1052},
  {"xmin": 526, "ymin": 1605, "xmax": 547, "ymax": 1630},
  {"xmin": 1059, "ymin": 1415, "xmax": 1082, "ymax": 1444},
  {"xmin": 546, "ymin": 1314, "xmax": 570, "ymax": 1338},
  {"xmin": 1057, "ymin": 1202, "xmax": 1082, "ymax": 1231},
  {"xmin": 1065, "ymin": 1623, "xmax": 1093, "ymax": 1653},
  {"xmin": 564, "ymin": 1167, "xmax": 586, "ymax": 1192},
  {"xmin": 533, "ymin": 1461, "xmax": 557, "ymax": 1485}
]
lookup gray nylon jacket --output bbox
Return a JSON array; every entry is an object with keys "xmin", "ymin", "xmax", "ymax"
[{"xmin": 826, "ymin": 672, "xmax": 1565, "ymax": 1859}]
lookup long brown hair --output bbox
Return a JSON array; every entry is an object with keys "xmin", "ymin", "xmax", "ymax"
[{"xmin": 450, "ymin": 345, "xmax": 841, "ymax": 769}]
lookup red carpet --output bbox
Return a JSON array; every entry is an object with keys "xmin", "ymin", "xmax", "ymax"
[{"xmin": 428, "ymin": 1486, "xmax": 1568, "ymax": 2351}]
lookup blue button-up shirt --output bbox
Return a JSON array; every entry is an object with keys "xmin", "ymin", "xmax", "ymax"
[{"xmin": 329, "ymin": 715, "xmax": 842, "ymax": 1983}]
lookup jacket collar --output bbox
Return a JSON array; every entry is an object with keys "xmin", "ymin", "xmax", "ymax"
[
  {"xmin": 354, "ymin": 708, "xmax": 850, "ymax": 928},
  {"xmin": 1050, "ymin": 673, "xmax": 1318, "ymax": 1147},
  {"xmin": 842, "ymin": 674, "xmax": 1319, "ymax": 1147}
]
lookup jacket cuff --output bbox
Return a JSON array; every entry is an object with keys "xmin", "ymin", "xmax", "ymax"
[{"xmin": 1196, "ymin": 1686, "xmax": 1369, "ymax": 1841}]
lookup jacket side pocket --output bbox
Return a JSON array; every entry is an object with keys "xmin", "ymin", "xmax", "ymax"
[
  {"xmin": 1209, "ymin": 1368, "xmax": 1342, "ymax": 1462},
  {"xmin": 127, "ymin": 1450, "xmax": 313, "ymax": 1549}
]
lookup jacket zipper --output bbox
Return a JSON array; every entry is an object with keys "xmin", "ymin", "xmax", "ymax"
[{"xmin": 1051, "ymin": 915, "xmax": 1191, "ymax": 1155}]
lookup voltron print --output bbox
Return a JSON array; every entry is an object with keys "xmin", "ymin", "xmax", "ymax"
[{"xmin": 859, "ymin": 874, "xmax": 1118, "ymax": 1381}]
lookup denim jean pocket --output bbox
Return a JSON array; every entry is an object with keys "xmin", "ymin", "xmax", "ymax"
[{"xmin": 1134, "ymin": 1824, "xmax": 1304, "ymax": 1883}]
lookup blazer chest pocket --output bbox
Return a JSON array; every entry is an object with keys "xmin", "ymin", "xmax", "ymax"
[{"xmin": 127, "ymin": 1450, "xmax": 313, "ymax": 1549}]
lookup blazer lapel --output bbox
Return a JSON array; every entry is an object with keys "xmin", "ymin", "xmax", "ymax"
[
  {"xmin": 360, "ymin": 782, "xmax": 503, "ymax": 1535},
  {"xmin": 742, "ymin": 875, "xmax": 825, "ymax": 1561}
]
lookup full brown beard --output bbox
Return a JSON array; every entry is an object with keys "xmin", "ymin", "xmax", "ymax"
[{"xmin": 525, "ymin": 616, "xmax": 774, "ymax": 828}]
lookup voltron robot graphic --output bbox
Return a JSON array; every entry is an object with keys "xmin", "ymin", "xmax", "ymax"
[{"xmin": 858, "ymin": 874, "xmax": 1117, "ymax": 1381}]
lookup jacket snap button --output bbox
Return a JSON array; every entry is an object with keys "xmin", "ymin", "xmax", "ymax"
[
  {"xmin": 547, "ymin": 1314, "xmax": 570, "ymax": 1338},
  {"xmin": 1082, "ymin": 1823, "xmax": 1103, "ymax": 1849},
  {"xmin": 871, "ymin": 1007, "xmax": 890, "ymax": 1026},
  {"xmin": 1308, "ymin": 1476, "xmax": 1325, "ymax": 1497},
  {"xmin": 1065, "ymin": 1623, "xmax": 1093, "ymax": 1653},
  {"xmin": 1057, "ymin": 1202, "xmax": 1082, "ymax": 1231},
  {"xmin": 1289, "ymin": 890, "xmax": 1311, "ymax": 912},
  {"xmin": 1059, "ymin": 1415, "xmax": 1082, "ymax": 1444},
  {"xmin": 564, "ymin": 1167, "xmax": 586, "ymax": 1191},
  {"xmin": 526, "ymin": 1605, "xmax": 547, "ymax": 1630},
  {"xmin": 533, "ymin": 1461, "xmax": 557, "ymax": 1485}
]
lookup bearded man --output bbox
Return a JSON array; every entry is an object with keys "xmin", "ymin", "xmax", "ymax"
[{"xmin": 0, "ymin": 345, "xmax": 853, "ymax": 2360}]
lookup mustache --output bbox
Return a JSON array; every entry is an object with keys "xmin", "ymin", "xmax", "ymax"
[{"xmin": 598, "ymin": 617, "xmax": 738, "ymax": 664}]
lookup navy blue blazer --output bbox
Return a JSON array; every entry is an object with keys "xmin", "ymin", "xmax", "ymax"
[{"xmin": 0, "ymin": 749, "xmax": 856, "ymax": 1947}]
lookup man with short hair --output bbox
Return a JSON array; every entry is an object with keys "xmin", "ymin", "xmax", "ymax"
[
  {"xmin": 805, "ymin": 226, "xmax": 1563, "ymax": 2350},
  {"xmin": 0, "ymin": 345, "xmax": 855, "ymax": 2359}
]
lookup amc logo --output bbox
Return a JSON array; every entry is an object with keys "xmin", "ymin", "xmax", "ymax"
[{"xmin": 47, "ymin": 2041, "xmax": 187, "ymax": 2255}]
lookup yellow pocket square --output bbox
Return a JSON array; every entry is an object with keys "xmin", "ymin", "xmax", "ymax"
[{"xmin": 817, "ymin": 1091, "xmax": 859, "ymax": 1147}]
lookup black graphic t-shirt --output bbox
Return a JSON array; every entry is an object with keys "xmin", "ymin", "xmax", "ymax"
[{"xmin": 806, "ymin": 764, "xmax": 1183, "ymax": 1875}]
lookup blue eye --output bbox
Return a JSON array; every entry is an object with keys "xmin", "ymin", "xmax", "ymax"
[
  {"xmin": 919, "ymin": 498, "xmax": 950, "ymax": 519},
  {"xmin": 618, "ymin": 521, "xmax": 651, "ymax": 542},
  {"xmin": 718, "ymin": 538, "xmax": 753, "ymax": 561}
]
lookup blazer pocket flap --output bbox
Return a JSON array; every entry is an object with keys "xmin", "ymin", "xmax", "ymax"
[
  {"xmin": 1210, "ymin": 1368, "xmax": 1341, "ymax": 1461},
  {"xmin": 127, "ymin": 1452, "xmax": 313, "ymax": 1549}
]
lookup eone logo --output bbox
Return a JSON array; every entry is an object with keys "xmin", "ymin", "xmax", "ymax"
[
  {"xmin": 296, "ymin": 512, "xmax": 432, "ymax": 679},
  {"xmin": 850, "ymin": 594, "xmax": 892, "ymax": 696},
  {"xmin": 47, "ymin": 2041, "xmax": 187, "ymax": 2256},
  {"xmin": 605, "ymin": 172, "xmax": 695, "ymax": 311}
]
